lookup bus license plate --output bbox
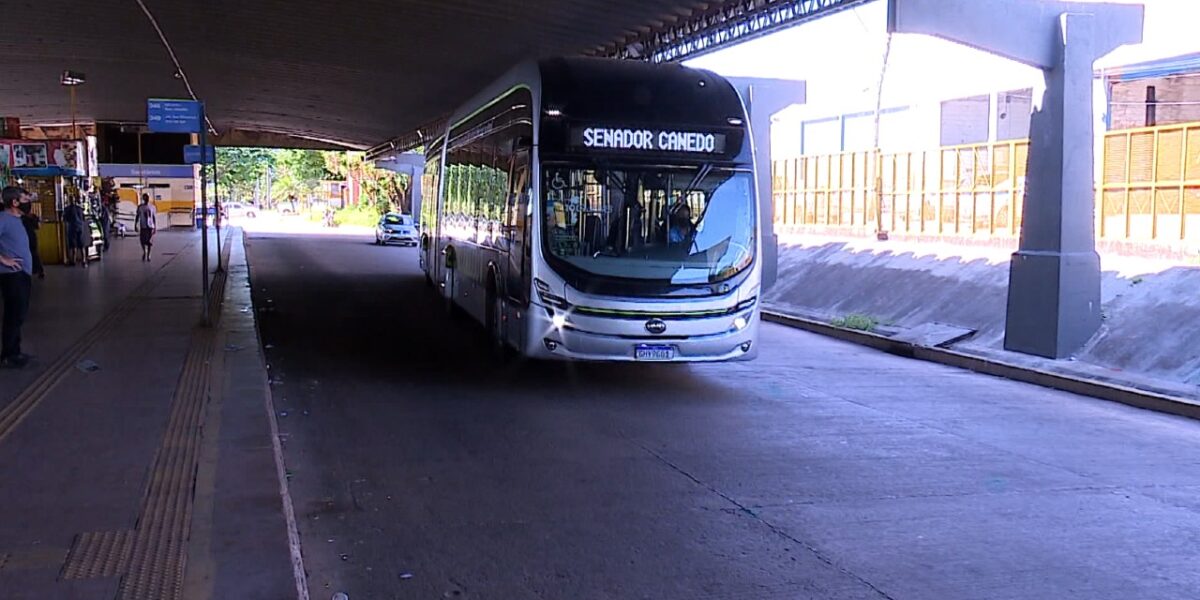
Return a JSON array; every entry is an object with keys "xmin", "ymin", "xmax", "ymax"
[{"xmin": 635, "ymin": 344, "xmax": 675, "ymax": 361}]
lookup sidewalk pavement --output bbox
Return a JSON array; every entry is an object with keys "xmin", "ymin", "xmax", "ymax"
[{"xmin": 0, "ymin": 228, "xmax": 295, "ymax": 599}]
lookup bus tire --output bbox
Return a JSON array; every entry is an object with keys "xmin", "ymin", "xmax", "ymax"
[
  {"xmin": 444, "ymin": 280, "xmax": 457, "ymax": 319},
  {"xmin": 485, "ymin": 276, "xmax": 505, "ymax": 357}
]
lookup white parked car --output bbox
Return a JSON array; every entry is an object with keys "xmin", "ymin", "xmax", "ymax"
[
  {"xmin": 223, "ymin": 202, "xmax": 258, "ymax": 220},
  {"xmin": 375, "ymin": 213, "xmax": 417, "ymax": 246}
]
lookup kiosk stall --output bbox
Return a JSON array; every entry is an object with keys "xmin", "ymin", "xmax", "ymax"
[{"xmin": 0, "ymin": 139, "xmax": 102, "ymax": 264}]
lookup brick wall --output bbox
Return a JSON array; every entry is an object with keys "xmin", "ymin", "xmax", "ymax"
[{"xmin": 1110, "ymin": 75, "xmax": 1200, "ymax": 130}]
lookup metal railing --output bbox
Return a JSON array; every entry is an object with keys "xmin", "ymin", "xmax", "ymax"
[{"xmin": 774, "ymin": 121, "xmax": 1200, "ymax": 245}]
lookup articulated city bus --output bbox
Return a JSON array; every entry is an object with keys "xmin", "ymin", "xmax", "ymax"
[{"xmin": 419, "ymin": 57, "xmax": 761, "ymax": 362}]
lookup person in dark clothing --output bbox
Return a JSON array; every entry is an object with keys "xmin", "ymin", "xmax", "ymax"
[
  {"xmin": 0, "ymin": 186, "xmax": 34, "ymax": 368},
  {"xmin": 98, "ymin": 197, "xmax": 111, "ymax": 252},
  {"xmin": 18, "ymin": 192, "xmax": 44, "ymax": 279},
  {"xmin": 63, "ymin": 198, "xmax": 88, "ymax": 267}
]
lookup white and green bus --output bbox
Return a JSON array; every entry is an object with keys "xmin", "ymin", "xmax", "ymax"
[{"xmin": 420, "ymin": 57, "xmax": 761, "ymax": 362}]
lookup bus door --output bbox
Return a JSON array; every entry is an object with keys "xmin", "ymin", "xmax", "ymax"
[{"xmin": 504, "ymin": 144, "xmax": 532, "ymax": 344}]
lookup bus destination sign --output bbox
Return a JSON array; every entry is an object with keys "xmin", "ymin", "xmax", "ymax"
[{"xmin": 573, "ymin": 127, "xmax": 727, "ymax": 154}]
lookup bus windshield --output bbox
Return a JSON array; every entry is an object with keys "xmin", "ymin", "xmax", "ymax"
[{"xmin": 542, "ymin": 165, "xmax": 755, "ymax": 285}]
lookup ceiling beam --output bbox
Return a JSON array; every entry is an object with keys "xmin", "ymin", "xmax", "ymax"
[
  {"xmin": 372, "ymin": 0, "xmax": 868, "ymax": 158},
  {"xmin": 210, "ymin": 128, "xmax": 361, "ymax": 150},
  {"xmin": 599, "ymin": 0, "xmax": 874, "ymax": 62}
]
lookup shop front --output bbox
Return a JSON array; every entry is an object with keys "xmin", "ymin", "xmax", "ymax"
[{"xmin": 0, "ymin": 138, "xmax": 102, "ymax": 265}]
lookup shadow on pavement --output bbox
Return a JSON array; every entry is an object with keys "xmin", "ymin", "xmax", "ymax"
[{"xmin": 245, "ymin": 232, "xmax": 714, "ymax": 406}]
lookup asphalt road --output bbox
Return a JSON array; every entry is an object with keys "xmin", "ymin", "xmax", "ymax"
[{"xmin": 245, "ymin": 229, "xmax": 1200, "ymax": 600}]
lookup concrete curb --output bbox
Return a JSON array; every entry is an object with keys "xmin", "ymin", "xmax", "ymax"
[{"xmin": 763, "ymin": 310, "xmax": 1200, "ymax": 421}]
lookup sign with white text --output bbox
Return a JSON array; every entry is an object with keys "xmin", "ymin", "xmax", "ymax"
[
  {"xmin": 147, "ymin": 99, "xmax": 202, "ymax": 133},
  {"xmin": 571, "ymin": 127, "xmax": 727, "ymax": 154}
]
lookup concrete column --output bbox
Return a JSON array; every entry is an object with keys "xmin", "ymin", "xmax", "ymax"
[
  {"xmin": 410, "ymin": 170, "xmax": 422, "ymax": 219},
  {"xmin": 729, "ymin": 77, "xmax": 807, "ymax": 292},
  {"xmin": 888, "ymin": 0, "xmax": 1143, "ymax": 358},
  {"xmin": 1005, "ymin": 13, "xmax": 1101, "ymax": 357},
  {"xmin": 374, "ymin": 152, "xmax": 426, "ymax": 216}
]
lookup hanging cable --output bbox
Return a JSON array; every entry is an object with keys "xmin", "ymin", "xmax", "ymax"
[
  {"xmin": 134, "ymin": 0, "xmax": 217, "ymax": 135},
  {"xmin": 872, "ymin": 32, "xmax": 894, "ymax": 236},
  {"xmin": 872, "ymin": 32, "xmax": 894, "ymax": 151}
]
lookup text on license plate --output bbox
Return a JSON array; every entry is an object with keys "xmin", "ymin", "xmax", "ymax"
[{"xmin": 635, "ymin": 345, "xmax": 675, "ymax": 361}]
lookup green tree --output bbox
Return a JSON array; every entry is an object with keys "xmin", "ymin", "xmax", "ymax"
[
  {"xmin": 272, "ymin": 149, "xmax": 329, "ymax": 205},
  {"xmin": 322, "ymin": 151, "xmax": 410, "ymax": 215},
  {"xmin": 216, "ymin": 147, "xmax": 274, "ymax": 204}
]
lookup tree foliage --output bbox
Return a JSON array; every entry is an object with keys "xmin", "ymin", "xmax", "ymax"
[
  {"xmin": 216, "ymin": 147, "xmax": 274, "ymax": 202},
  {"xmin": 209, "ymin": 147, "xmax": 407, "ymax": 215},
  {"xmin": 324, "ymin": 151, "xmax": 410, "ymax": 215},
  {"xmin": 272, "ymin": 149, "xmax": 329, "ymax": 203}
]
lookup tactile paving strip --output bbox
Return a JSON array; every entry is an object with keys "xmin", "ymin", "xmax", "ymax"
[
  {"xmin": 61, "ymin": 530, "xmax": 135, "ymax": 579},
  {"xmin": 114, "ymin": 233, "xmax": 234, "ymax": 600}
]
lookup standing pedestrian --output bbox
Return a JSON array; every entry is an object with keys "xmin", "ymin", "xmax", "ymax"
[
  {"xmin": 136, "ymin": 193, "xmax": 157, "ymax": 261},
  {"xmin": 18, "ymin": 191, "xmax": 44, "ymax": 279},
  {"xmin": 63, "ymin": 197, "xmax": 88, "ymax": 267},
  {"xmin": 98, "ymin": 196, "xmax": 111, "ymax": 252},
  {"xmin": 0, "ymin": 186, "xmax": 34, "ymax": 368}
]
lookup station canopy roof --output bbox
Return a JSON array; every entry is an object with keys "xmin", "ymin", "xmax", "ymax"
[{"xmin": 1, "ymin": 0, "xmax": 864, "ymax": 150}]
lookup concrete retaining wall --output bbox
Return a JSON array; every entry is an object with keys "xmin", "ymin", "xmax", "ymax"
[{"xmin": 768, "ymin": 235, "xmax": 1200, "ymax": 387}]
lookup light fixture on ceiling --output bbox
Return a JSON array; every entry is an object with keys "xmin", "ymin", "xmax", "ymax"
[
  {"xmin": 60, "ymin": 70, "xmax": 86, "ymax": 86},
  {"xmin": 61, "ymin": 70, "xmax": 86, "ymax": 139}
]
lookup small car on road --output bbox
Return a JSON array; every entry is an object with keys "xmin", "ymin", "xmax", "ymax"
[
  {"xmin": 376, "ymin": 213, "xmax": 418, "ymax": 246},
  {"xmin": 223, "ymin": 202, "xmax": 257, "ymax": 220}
]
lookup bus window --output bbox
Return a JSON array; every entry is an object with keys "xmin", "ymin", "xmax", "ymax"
[
  {"xmin": 506, "ymin": 148, "xmax": 531, "ymax": 304},
  {"xmin": 541, "ymin": 166, "xmax": 755, "ymax": 285}
]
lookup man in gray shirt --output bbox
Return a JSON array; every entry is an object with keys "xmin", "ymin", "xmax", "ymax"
[{"xmin": 0, "ymin": 186, "xmax": 33, "ymax": 368}]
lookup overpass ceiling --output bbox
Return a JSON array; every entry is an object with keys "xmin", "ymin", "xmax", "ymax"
[{"xmin": 1, "ymin": 0, "xmax": 862, "ymax": 149}]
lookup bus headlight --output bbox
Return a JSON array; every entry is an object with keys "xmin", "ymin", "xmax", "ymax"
[
  {"xmin": 552, "ymin": 313, "xmax": 567, "ymax": 329},
  {"xmin": 732, "ymin": 316, "xmax": 749, "ymax": 331},
  {"xmin": 535, "ymin": 278, "xmax": 569, "ymax": 309}
]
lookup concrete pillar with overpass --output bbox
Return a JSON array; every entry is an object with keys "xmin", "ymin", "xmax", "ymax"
[
  {"xmin": 375, "ymin": 152, "xmax": 426, "ymax": 217},
  {"xmin": 888, "ymin": 0, "xmax": 1144, "ymax": 358}
]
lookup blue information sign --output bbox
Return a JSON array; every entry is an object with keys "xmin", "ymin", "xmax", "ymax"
[
  {"xmin": 183, "ymin": 144, "xmax": 215, "ymax": 164},
  {"xmin": 147, "ymin": 99, "xmax": 202, "ymax": 133}
]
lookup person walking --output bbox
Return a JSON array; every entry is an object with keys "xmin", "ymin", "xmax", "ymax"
[
  {"xmin": 0, "ymin": 186, "xmax": 34, "ymax": 369},
  {"xmin": 18, "ymin": 191, "xmax": 44, "ymax": 279},
  {"xmin": 63, "ymin": 197, "xmax": 88, "ymax": 267},
  {"xmin": 135, "ymin": 193, "xmax": 157, "ymax": 261}
]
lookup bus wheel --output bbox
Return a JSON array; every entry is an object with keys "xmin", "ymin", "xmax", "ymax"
[
  {"xmin": 443, "ymin": 274, "xmax": 458, "ymax": 318},
  {"xmin": 486, "ymin": 278, "xmax": 507, "ymax": 359}
]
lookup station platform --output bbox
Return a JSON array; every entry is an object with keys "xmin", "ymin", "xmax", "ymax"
[{"xmin": 0, "ymin": 228, "xmax": 295, "ymax": 599}]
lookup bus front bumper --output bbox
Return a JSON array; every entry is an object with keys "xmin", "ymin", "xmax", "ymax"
[{"xmin": 526, "ymin": 310, "xmax": 760, "ymax": 363}]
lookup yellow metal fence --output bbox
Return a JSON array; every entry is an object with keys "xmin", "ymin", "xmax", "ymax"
[
  {"xmin": 773, "ymin": 121, "xmax": 1200, "ymax": 244},
  {"xmin": 1099, "ymin": 123, "xmax": 1200, "ymax": 241}
]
